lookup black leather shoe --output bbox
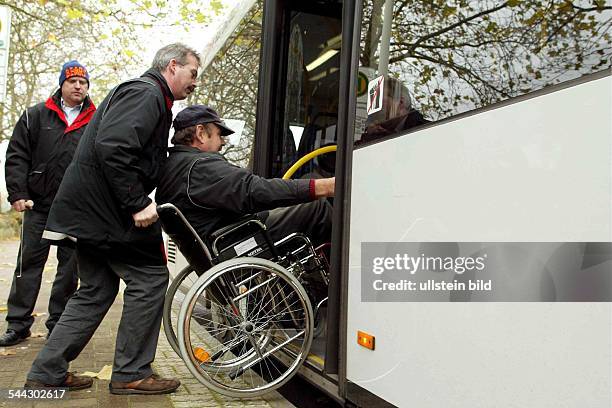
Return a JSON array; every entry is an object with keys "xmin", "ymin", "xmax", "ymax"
[{"xmin": 0, "ymin": 329, "xmax": 31, "ymax": 346}]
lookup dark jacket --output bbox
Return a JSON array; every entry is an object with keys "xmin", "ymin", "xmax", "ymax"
[
  {"xmin": 5, "ymin": 90, "xmax": 96, "ymax": 213},
  {"xmin": 156, "ymin": 145, "xmax": 314, "ymax": 240},
  {"xmin": 44, "ymin": 69, "xmax": 174, "ymax": 265}
]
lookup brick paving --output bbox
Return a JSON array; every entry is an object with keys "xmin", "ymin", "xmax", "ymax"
[{"xmin": 0, "ymin": 239, "xmax": 293, "ymax": 408}]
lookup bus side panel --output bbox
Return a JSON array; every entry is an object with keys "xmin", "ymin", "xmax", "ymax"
[{"xmin": 346, "ymin": 76, "xmax": 611, "ymax": 407}]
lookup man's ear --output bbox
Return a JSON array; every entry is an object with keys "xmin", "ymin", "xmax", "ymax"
[
  {"xmin": 195, "ymin": 125, "xmax": 205, "ymax": 142},
  {"xmin": 168, "ymin": 59, "xmax": 177, "ymax": 75}
]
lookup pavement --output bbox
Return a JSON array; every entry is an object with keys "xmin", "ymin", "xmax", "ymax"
[{"xmin": 0, "ymin": 239, "xmax": 294, "ymax": 408}]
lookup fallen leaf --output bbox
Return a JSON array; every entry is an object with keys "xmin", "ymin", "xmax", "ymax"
[
  {"xmin": 31, "ymin": 332, "xmax": 46, "ymax": 338},
  {"xmin": 81, "ymin": 364, "xmax": 112, "ymax": 380},
  {"xmin": 32, "ymin": 312, "xmax": 47, "ymax": 317},
  {"xmin": 0, "ymin": 348, "xmax": 16, "ymax": 356},
  {"xmin": 0, "ymin": 307, "xmax": 7, "ymax": 312}
]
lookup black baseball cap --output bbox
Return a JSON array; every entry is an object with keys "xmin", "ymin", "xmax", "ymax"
[{"xmin": 173, "ymin": 104, "xmax": 235, "ymax": 136}]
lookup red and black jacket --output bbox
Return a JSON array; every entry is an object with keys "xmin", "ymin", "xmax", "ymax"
[{"xmin": 5, "ymin": 89, "xmax": 96, "ymax": 212}]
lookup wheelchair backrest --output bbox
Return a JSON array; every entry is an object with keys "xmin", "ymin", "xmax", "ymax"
[{"xmin": 157, "ymin": 203, "xmax": 213, "ymax": 274}]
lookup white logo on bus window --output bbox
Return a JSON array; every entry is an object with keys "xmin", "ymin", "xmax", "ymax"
[{"xmin": 367, "ymin": 75, "xmax": 384, "ymax": 115}]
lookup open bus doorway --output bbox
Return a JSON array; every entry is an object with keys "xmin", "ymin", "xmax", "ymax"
[{"xmin": 253, "ymin": 0, "xmax": 344, "ymax": 395}]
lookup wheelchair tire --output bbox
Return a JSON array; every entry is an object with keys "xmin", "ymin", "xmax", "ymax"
[
  {"xmin": 164, "ymin": 265, "xmax": 237, "ymax": 358},
  {"xmin": 163, "ymin": 265, "xmax": 201, "ymax": 357},
  {"xmin": 178, "ymin": 257, "xmax": 314, "ymax": 398}
]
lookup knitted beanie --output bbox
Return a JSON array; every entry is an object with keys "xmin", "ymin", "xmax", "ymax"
[{"xmin": 59, "ymin": 60, "xmax": 89, "ymax": 86}]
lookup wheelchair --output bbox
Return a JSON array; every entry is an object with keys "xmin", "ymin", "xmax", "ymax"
[{"xmin": 158, "ymin": 203, "xmax": 330, "ymax": 398}]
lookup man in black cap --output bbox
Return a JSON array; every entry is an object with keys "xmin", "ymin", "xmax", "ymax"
[
  {"xmin": 156, "ymin": 104, "xmax": 334, "ymax": 248},
  {"xmin": 1, "ymin": 60, "xmax": 95, "ymax": 346}
]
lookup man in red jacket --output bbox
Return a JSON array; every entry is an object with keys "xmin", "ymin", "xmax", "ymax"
[{"xmin": 1, "ymin": 61, "xmax": 96, "ymax": 346}]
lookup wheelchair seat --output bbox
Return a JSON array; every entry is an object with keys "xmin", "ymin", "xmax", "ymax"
[
  {"xmin": 157, "ymin": 203, "xmax": 276, "ymax": 268},
  {"xmin": 208, "ymin": 215, "xmax": 278, "ymax": 262}
]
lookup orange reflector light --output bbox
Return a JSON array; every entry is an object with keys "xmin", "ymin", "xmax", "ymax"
[
  {"xmin": 193, "ymin": 347, "xmax": 211, "ymax": 362},
  {"xmin": 357, "ymin": 331, "xmax": 375, "ymax": 350}
]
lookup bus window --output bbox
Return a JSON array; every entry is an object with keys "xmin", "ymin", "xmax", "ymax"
[
  {"xmin": 271, "ymin": 11, "xmax": 341, "ymax": 178},
  {"xmin": 354, "ymin": 0, "xmax": 612, "ymax": 145}
]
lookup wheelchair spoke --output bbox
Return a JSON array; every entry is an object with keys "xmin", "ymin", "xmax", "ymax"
[
  {"xmin": 246, "ymin": 331, "xmax": 265, "ymax": 361},
  {"xmin": 230, "ymin": 330, "xmax": 306, "ymax": 375},
  {"xmin": 179, "ymin": 258, "xmax": 314, "ymax": 397},
  {"xmin": 233, "ymin": 270, "xmax": 262, "ymax": 290},
  {"xmin": 250, "ymin": 294, "xmax": 303, "ymax": 328},
  {"xmin": 244, "ymin": 279, "xmax": 297, "ymax": 321},
  {"xmin": 233, "ymin": 275, "xmax": 278, "ymax": 303}
]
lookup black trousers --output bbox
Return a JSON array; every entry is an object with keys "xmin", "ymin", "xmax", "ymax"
[
  {"xmin": 5, "ymin": 210, "xmax": 77, "ymax": 333},
  {"xmin": 28, "ymin": 246, "xmax": 169, "ymax": 384},
  {"xmin": 263, "ymin": 199, "xmax": 333, "ymax": 247}
]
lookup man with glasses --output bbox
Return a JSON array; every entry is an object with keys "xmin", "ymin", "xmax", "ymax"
[{"xmin": 25, "ymin": 43, "xmax": 199, "ymax": 395}]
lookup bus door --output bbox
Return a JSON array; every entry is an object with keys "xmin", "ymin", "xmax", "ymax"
[{"xmin": 253, "ymin": 0, "xmax": 349, "ymax": 396}]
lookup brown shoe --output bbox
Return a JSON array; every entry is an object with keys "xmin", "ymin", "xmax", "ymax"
[
  {"xmin": 25, "ymin": 372, "xmax": 93, "ymax": 391},
  {"xmin": 109, "ymin": 374, "xmax": 180, "ymax": 395}
]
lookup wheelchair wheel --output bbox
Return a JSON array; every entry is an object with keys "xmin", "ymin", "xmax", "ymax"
[
  {"xmin": 178, "ymin": 257, "xmax": 314, "ymax": 398},
  {"xmin": 163, "ymin": 266, "xmax": 201, "ymax": 357},
  {"xmin": 164, "ymin": 266, "xmax": 236, "ymax": 358}
]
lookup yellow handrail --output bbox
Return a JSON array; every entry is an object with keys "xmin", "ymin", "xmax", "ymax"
[{"xmin": 282, "ymin": 145, "xmax": 337, "ymax": 179}]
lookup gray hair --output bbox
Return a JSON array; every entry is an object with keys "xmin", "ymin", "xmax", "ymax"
[{"xmin": 151, "ymin": 43, "xmax": 201, "ymax": 73}]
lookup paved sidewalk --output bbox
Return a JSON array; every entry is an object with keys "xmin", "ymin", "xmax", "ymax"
[{"xmin": 0, "ymin": 239, "xmax": 292, "ymax": 408}]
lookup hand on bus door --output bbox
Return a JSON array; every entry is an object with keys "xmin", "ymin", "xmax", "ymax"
[
  {"xmin": 314, "ymin": 177, "xmax": 335, "ymax": 198},
  {"xmin": 133, "ymin": 201, "xmax": 159, "ymax": 228},
  {"xmin": 12, "ymin": 199, "xmax": 34, "ymax": 212}
]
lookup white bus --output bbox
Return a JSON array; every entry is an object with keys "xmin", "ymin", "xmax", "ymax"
[{"xmin": 166, "ymin": 1, "xmax": 612, "ymax": 406}]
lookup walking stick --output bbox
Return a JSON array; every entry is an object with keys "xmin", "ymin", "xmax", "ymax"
[{"xmin": 16, "ymin": 200, "xmax": 34, "ymax": 278}]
